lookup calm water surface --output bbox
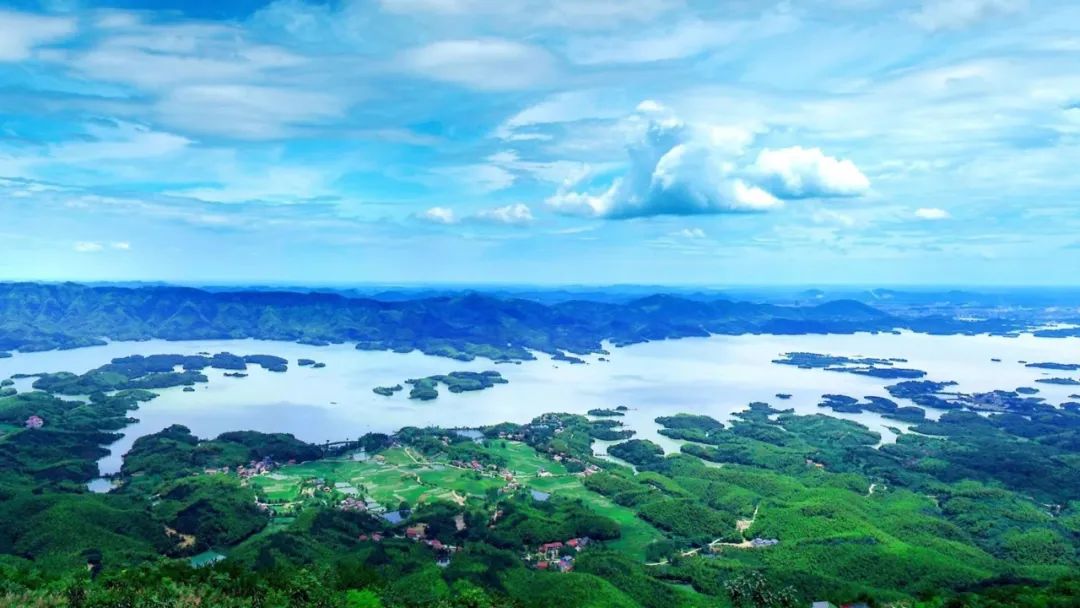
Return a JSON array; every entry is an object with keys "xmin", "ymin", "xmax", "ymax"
[{"xmin": 1, "ymin": 332, "xmax": 1078, "ymax": 478}]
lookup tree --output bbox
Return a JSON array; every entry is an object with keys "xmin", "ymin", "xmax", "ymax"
[
  {"xmin": 345, "ymin": 589, "xmax": 384, "ymax": 608},
  {"xmin": 725, "ymin": 571, "xmax": 799, "ymax": 608}
]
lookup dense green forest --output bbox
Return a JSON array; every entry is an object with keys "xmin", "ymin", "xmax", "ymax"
[
  {"xmin": 1, "ymin": 346, "xmax": 1078, "ymax": 607},
  {"xmin": 0, "ymin": 283, "xmax": 1052, "ymax": 363}
]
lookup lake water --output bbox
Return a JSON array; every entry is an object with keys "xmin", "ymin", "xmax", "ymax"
[{"xmin": 1, "ymin": 332, "xmax": 1078, "ymax": 479}]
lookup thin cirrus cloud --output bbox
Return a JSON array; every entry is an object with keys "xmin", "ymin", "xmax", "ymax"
[
  {"xmin": 908, "ymin": 0, "xmax": 1028, "ymax": 31},
  {"xmin": 0, "ymin": 10, "xmax": 75, "ymax": 61},
  {"xmin": 546, "ymin": 103, "xmax": 870, "ymax": 220},
  {"xmin": 915, "ymin": 207, "xmax": 951, "ymax": 220},
  {"xmin": 74, "ymin": 241, "xmax": 130, "ymax": 253},
  {"xmin": 420, "ymin": 204, "xmax": 534, "ymax": 226},
  {"xmin": 400, "ymin": 39, "xmax": 557, "ymax": 91}
]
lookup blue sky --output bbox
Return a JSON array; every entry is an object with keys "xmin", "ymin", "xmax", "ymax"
[{"xmin": 0, "ymin": 0, "xmax": 1077, "ymax": 286}]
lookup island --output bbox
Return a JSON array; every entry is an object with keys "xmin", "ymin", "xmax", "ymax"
[
  {"xmin": 772, "ymin": 352, "xmax": 927, "ymax": 379},
  {"xmin": 1025, "ymin": 361, "xmax": 1080, "ymax": 371},
  {"xmin": 586, "ymin": 408, "xmax": 624, "ymax": 417},
  {"xmin": 402, "ymin": 371, "xmax": 508, "ymax": 400},
  {"xmin": 22, "ymin": 352, "xmax": 293, "ymax": 395},
  {"xmin": 1035, "ymin": 377, "xmax": 1080, "ymax": 385},
  {"xmin": 373, "ymin": 384, "xmax": 403, "ymax": 397}
]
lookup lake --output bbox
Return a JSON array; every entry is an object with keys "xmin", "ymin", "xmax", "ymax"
[{"xmin": 1, "ymin": 331, "xmax": 1078, "ymax": 478}]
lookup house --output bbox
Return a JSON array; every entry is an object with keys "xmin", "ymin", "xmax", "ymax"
[
  {"xmin": 405, "ymin": 524, "xmax": 428, "ymax": 540},
  {"xmin": 750, "ymin": 538, "xmax": 779, "ymax": 548},
  {"xmin": 539, "ymin": 542, "xmax": 563, "ymax": 560},
  {"xmin": 535, "ymin": 561, "xmax": 549, "ymax": 570},
  {"xmin": 556, "ymin": 556, "xmax": 574, "ymax": 572},
  {"xmin": 25, "ymin": 415, "xmax": 44, "ymax": 430},
  {"xmin": 811, "ymin": 602, "xmax": 837, "ymax": 608},
  {"xmin": 565, "ymin": 537, "xmax": 591, "ymax": 551}
]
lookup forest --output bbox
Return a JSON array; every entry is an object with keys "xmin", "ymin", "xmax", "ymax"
[{"xmin": 1, "ymin": 353, "xmax": 1078, "ymax": 607}]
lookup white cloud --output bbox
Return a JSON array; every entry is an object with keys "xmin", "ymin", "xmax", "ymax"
[
  {"xmin": 0, "ymin": 10, "xmax": 75, "ymax": 61},
  {"xmin": 546, "ymin": 107, "xmax": 866, "ymax": 219},
  {"xmin": 566, "ymin": 18, "xmax": 743, "ymax": 65},
  {"xmin": 156, "ymin": 84, "xmax": 347, "ymax": 140},
  {"xmin": 420, "ymin": 206, "xmax": 457, "ymax": 224},
  {"xmin": 378, "ymin": 0, "xmax": 680, "ymax": 30},
  {"xmin": 674, "ymin": 227, "xmax": 706, "ymax": 238},
  {"xmin": 909, "ymin": 0, "xmax": 1027, "ymax": 31},
  {"xmin": 812, "ymin": 209, "xmax": 857, "ymax": 227},
  {"xmin": 73, "ymin": 241, "xmax": 104, "ymax": 253},
  {"xmin": 915, "ymin": 207, "xmax": 951, "ymax": 220},
  {"xmin": 474, "ymin": 203, "xmax": 534, "ymax": 225},
  {"xmin": 752, "ymin": 146, "xmax": 870, "ymax": 198},
  {"xmin": 73, "ymin": 240, "xmax": 133, "ymax": 252},
  {"xmin": 49, "ymin": 19, "xmax": 347, "ymax": 139},
  {"xmin": 419, "ymin": 204, "xmax": 534, "ymax": 226},
  {"xmin": 432, "ymin": 163, "xmax": 517, "ymax": 194},
  {"xmin": 400, "ymin": 39, "xmax": 557, "ymax": 91},
  {"xmin": 497, "ymin": 90, "xmax": 629, "ymax": 138},
  {"xmin": 51, "ymin": 121, "xmax": 191, "ymax": 164}
]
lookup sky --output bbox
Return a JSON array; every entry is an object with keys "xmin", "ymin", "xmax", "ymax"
[{"xmin": 0, "ymin": 0, "xmax": 1078, "ymax": 286}]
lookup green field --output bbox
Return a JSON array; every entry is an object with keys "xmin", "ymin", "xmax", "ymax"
[{"xmin": 249, "ymin": 441, "xmax": 664, "ymax": 559}]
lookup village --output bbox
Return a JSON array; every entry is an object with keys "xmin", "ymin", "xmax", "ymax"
[{"xmin": 232, "ymin": 433, "xmax": 625, "ymax": 572}]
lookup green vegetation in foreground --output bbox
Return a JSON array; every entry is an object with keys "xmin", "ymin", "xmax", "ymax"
[{"xmin": 1, "ymin": 351, "xmax": 1079, "ymax": 606}]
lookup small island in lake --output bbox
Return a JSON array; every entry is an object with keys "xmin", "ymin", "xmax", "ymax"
[
  {"xmin": 400, "ymin": 371, "xmax": 508, "ymax": 400},
  {"xmin": 1025, "ymin": 361, "xmax": 1080, "ymax": 371},
  {"xmin": 587, "ymin": 408, "xmax": 624, "ymax": 417},
  {"xmin": 772, "ymin": 352, "xmax": 927, "ymax": 379},
  {"xmin": 1035, "ymin": 377, "xmax": 1080, "ymax": 385},
  {"xmin": 373, "ymin": 384, "xmax": 403, "ymax": 397}
]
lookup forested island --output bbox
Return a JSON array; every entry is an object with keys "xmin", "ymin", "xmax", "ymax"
[{"xmin": 403, "ymin": 371, "xmax": 508, "ymax": 400}]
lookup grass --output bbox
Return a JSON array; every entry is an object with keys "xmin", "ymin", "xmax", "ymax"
[{"xmin": 248, "ymin": 441, "xmax": 665, "ymax": 560}]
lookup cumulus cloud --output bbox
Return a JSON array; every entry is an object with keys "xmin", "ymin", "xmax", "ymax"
[
  {"xmin": 0, "ymin": 10, "xmax": 75, "ymax": 61},
  {"xmin": 400, "ymin": 39, "xmax": 556, "ymax": 90},
  {"xmin": 420, "ymin": 207, "xmax": 456, "ymax": 224},
  {"xmin": 915, "ymin": 207, "xmax": 950, "ymax": 220},
  {"xmin": 546, "ymin": 105, "xmax": 868, "ymax": 219},
  {"xmin": 909, "ymin": 0, "xmax": 1027, "ymax": 31},
  {"xmin": 473, "ymin": 203, "xmax": 534, "ymax": 225},
  {"xmin": 751, "ymin": 146, "xmax": 870, "ymax": 199}
]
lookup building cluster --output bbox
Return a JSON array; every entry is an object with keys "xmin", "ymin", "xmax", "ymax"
[
  {"xmin": 530, "ymin": 537, "xmax": 592, "ymax": 573},
  {"xmin": 339, "ymin": 497, "xmax": 367, "ymax": 512},
  {"xmin": 235, "ymin": 456, "xmax": 275, "ymax": 479}
]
